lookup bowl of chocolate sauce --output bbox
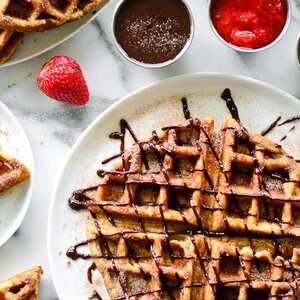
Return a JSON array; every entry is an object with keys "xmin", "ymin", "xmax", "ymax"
[{"xmin": 113, "ymin": 0, "xmax": 194, "ymax": 68}]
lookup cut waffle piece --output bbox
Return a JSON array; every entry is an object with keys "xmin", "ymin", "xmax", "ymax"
[
  {"xmin": 74, "ymin": 116, "xmax": 300, "ymax": 299},
  {"xmin": 213, "ymin": 118, "xmax": 300, "ymax": 236},
  {"xmin": 84, "ymin": 117, "xmax": 300, "ymax": 237},
  {"xmin": 0, "ymin": 29, "xmax": 23, "ymax": 64},
  {"xmin": 87, "ymin": 221, "xmax": 300, "ymax": 300},
  {"xmin": 0, "ymin": 266, "xmax": 43, "ymax": 300},
  {"xmin": 0, "ymin": 151, "xmax": 30, "ymax": 194},
  {"xmin": 0, "ymin": 0, "xmax": 109, "ymax": 32}
]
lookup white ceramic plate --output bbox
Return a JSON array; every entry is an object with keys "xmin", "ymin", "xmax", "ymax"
[
  {"xmin": 0, "ymin": 4, "xmax": 107, "ymax": 68},
  {"xmin": 0, "ymin": 101, "xmax": 33, "ymax": 247},
  {"xmin": 48, "ymin": 73, "xmax": 300, "ymax": 299}
]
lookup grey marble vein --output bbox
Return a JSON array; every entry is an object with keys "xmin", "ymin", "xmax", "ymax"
[{"xmin": 92, "ymin": 17, "xmax": 129, "ymax": 91}]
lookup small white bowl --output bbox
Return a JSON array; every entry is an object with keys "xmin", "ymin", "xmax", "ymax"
[{"xmin": 208, "ymin": 0, "xmax": 291, "ymax": 53}]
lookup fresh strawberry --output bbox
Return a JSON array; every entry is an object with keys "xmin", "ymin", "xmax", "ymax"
[{"xmin": 37, "ymin": 55, "xmax": 89, "ymax": 105}]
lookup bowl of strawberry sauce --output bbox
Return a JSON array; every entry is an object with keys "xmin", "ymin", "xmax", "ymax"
[{"xmin": 209, "ymin": 0, "xmax": 291, "ymax": 52}]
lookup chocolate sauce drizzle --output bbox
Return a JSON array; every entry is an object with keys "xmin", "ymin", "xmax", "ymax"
[
  {"xmin": 279, "ymin": 115, "xmax": 300, "ymax": 126},
  {"xmin": 280, "ymin": 125, "xmax": 295, "ymax": 142},
  {"xmin": 89, "ymin": 291, "xmax": 102, "ymax": 300},
  {"xmin": 261, "ymin": 116, "xmax": 281, "ymax": 136},
  {"xmin": 181, "ymin": 97, "xmax": 191, "ymax": 120},
  {"xmin": 88, "ymin": 262, "xmax": 97, "ymax": 284},
  {"xmin": 67, "ymin": 90, "xmax": 300, "ymax": 299},
  {"xmin": 221, "ymin": 88, "xmax": 240, "ymax": 122}
]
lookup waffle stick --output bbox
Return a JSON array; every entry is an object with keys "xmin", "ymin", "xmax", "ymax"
[{"xmin": 0, "ymin": 29, "xmax": 23, "ymax": 64}]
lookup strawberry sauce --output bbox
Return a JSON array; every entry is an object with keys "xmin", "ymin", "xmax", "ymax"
[{"xmin": 211, "ymin": 0, "xmax": 287, "ymax": 49}]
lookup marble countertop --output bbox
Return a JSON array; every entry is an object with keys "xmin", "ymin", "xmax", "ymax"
[{"xmin": 1, "ymin": 0, "xmax": 300, "ymax": 298}]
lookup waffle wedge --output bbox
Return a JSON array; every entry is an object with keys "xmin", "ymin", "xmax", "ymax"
[
  {"xmin": 0, "ymin": 266, "xmax": 43, "ymax": 300},
  {"xmin": 0, "ymin": 29, "xmax": 23, "ymax": 64},
  {"xmin": 0, "ymin": 151, "xmax": 30, "ymax": 194},
  {"xmin": 70, "ymin": 115, "xmax": 300, "ymax": 299}
]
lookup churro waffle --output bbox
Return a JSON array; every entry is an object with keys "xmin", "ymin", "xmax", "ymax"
[
  {"xmin": 86, "ymin": 226, "xmax": 300, "ymax": 299},
  {"xmin": 0, "ymin": 0, "xmax": 108, "ymax": 32},
  {"xmin": 0, "ymin": 266, "xmax": 43, "ymax": 300},
  {"xmin": 0, "ymin": 151, "xmax": 30, "ymax": 194},
  {"xmin": 68, "ymin": 97, "xmax": 300, "ymax": 299},
  {"xmin": 0, "ymin": 29, "xmax": 23, "ymax": 64}
]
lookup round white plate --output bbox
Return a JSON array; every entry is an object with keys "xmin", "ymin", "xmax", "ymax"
[
  {"xmin": 0, "ymin": 3, "xmax": 108, "ymax": 68},
  {"xmin": 48, "ymin": 73, "xmax": 300, "ymax": 299},
  {"xmin": 0, "ymin": 101, "xmax": 33, "ymax": 247}
]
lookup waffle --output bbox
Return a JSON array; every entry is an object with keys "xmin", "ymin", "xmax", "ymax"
[
  {"xmin": 71, "ymin": 115, "xmax": 300, "ymax": 299},
  {"xmin": 0, "ymin": 266, "xmax": 43, "ymax": 300},
  {"xmin": 0, "ymin": 150, "xmax": 30, "ymax": 194},
  {"xmin": 0, "ymin": 0, "xmax": 108, "ymax": 32},
  {"xmin": 213, "ymin": 118, "xmax": 300, "ymax": 236},
  {"xmin": 87, "ymin": 226, "xmax": 300, "ymax": 300},
  {"xmin": 0, "ymin": 29, "xmax": 23, "ymax": 64}
]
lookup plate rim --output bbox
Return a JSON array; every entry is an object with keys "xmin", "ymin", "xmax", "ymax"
[
  {"xmin": 47, "ymin": 72, "xmax": 300, "ymax": 299},
  {"xmin": 0, "ymin": 101, "xmax": 34, "ymax": 247},
  {"xmin": 0, "ymin": 3, "xmax": 107, "ymax": 69}
]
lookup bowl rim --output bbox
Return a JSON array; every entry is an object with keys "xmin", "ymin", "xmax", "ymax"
[
  {"xmin": 111, "ymin": 0, "xmax": 195, "ymax": 69},
  {"xmin": 207, "ymin": 0, "xmax": 291, "ymax": 53}
]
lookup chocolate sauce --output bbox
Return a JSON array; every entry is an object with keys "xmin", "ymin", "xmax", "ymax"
[
  {"xmin": 89, "ymin": 291, "xmax": 102, "ymax": 300},
  {"xmin": 88, "ymin": 262, "xmax": 97, "ymax": 283},
  {"xmin": 114, "ymin": 0, "xmax": 191, "ymax": 64},
  {"xmin": 66, "ymin": 240, "xmax": 92, "ymax": 260},
  {"xmin": 181, "ymin": 97, "xmax": 191, "ymax": 120},
  {"xmin": 279, "ymin": 115, "xmax": 300, "ymax": 126},
  {"xmin": 221, "ymin": 88, "xmax": 240, "ymax": 122},
  {"xmin": 261, "ymin": 116, "xmax": 281, "ymax": 136},
  {"xmin": 280, "ymin": 125, "xmax": 295, "ymax": 142},
  {"xmin": 67, "ymin": 95, "xmax": 300, "ymax": 299},
  {"xmin": 101, "ymin": 153, "xmax": 122, "ymax": 165},
  {"xmin": 68, "ymin": 188, "xmax": 94, "ymax": 210}
]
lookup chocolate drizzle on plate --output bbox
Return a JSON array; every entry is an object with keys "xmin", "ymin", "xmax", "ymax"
[
  {"xmin": 280, "ymin": 125, "xmax": 295, "ymax": 142},
  {"xmin": 181, "ymin": 97, "xmax": 191, "ymax": 120},
  {"xmin": 87, "ymin": 262, "xmax": 97, "ymax": 284},
  {"xmin": 261, "ymin": 116, "xmax": 282, "ymax": 136},
  {"xmin": 221, "ymin": 88, "xmax": 240, "ymax": 122},
  {"xmin": 279, "ymin": 115, "xmax": 300, "ymax": 126},
  {"xmin": 89, "ymin": 291, "xmax": 102, "ymax": 300},
  {"xmin": 67, "ymin": 89, "xmax": 300, "ymax": 299}
]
